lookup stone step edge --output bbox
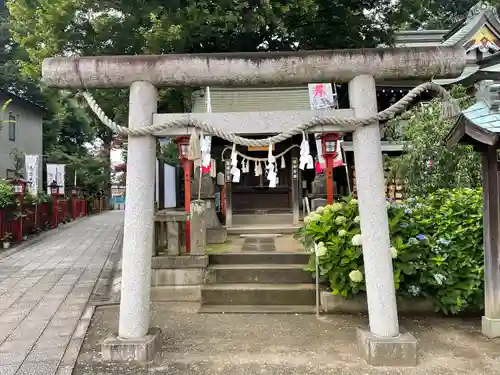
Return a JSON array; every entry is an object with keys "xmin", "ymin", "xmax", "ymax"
[
  {"xmin": 209, "ymin": 252, "xmax": 310, "ymax": 256},
  {"xmin": 198, "ymin": 305, "xmax": 316, "ymax": 314},
  {"xmin": 202, "ymin": 283, "xmax": 315, "ymax": 291},
  {"xmin": 207, "ymin": 264, "xmax": 307, "ymax": 270}
]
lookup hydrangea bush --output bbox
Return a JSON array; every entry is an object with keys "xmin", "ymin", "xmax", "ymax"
[{"xmin": 298, "ymin": 189, "xmax": 484, "ymax": 314}]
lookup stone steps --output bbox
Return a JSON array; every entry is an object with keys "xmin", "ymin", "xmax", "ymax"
[
  {"xmin": 201, "ymin": 283, "xmax": 316, "ymax": 305},
  {"xmin": 205, "ymin": 264, "xmax": 313, "ymax": 284},
  {"xmin": 151, "ymin": 285, "xmax": 201, "ymax": 302},
  {"xmin": 232, "ymin": 213, "xmax": 293, "ymax": 226},
  {"xmin": 227, "ymin": 225, "xmax": 301, "ymax": 235},
  {"xmin": 200, "ymin": 250, "xmax": 315, "ymax": 312},
  {"xmin": 209, "ymin": 252, "xmax": 310, "ymax": 265},
  {"xmin": 198, "ymin": 304, "xmax": 316, "ymax": 314}
]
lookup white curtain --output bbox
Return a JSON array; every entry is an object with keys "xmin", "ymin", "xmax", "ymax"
[
  {"xmin": 24, "ymin": 155, "xmax": 40, "ymax": 196},
  {"xmin": 46, "ymin": 163, "xmax": 65, "ymax": 195}
]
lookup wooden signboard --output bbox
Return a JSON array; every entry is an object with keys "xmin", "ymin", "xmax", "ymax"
[{"xmin": 248, "ymin": 145, "xmax": 275, "ymax": 152}]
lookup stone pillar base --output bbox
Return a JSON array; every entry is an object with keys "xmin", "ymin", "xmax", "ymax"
[
  {"xmin": 102, "ymin": 327, "xmax": 161, "ymax": 362},
  {"xmin": 311, "ymin": 198, "xmax": 327, "ymax": 211},
  {"xmin": 207, "ymin": 227, "xmax": 227, "ymax": 244},
  {"xmin": 482, "ymin": 316, "xmax": 500, "ymax": 338},
  {"xmin": 356, "ymin": 327, "xmax": 418, "ymax": 367}
]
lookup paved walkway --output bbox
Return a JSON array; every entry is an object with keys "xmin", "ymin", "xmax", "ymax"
[{"xmin": 0, "ymin": 211, "xmax": 123, "ymax": 375}]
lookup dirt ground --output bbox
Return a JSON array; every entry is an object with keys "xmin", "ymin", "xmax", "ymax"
[{"xmin": 74, "ymin": 302, "xmax": 500, "ymax": 375}]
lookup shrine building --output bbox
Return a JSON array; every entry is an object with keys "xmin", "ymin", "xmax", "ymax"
[{"xmin": 178, "ymin": 1, "xmax": 500, "ymax": 232}]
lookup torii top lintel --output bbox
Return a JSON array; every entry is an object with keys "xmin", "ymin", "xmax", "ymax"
[{"xmin": 42, "ymin": 47, "xmax": 466, "ymax": 89}]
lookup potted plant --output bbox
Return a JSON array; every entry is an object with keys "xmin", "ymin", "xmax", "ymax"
[{"xmin": 2, "ymin": 232, "xmax": 12, "ymax": 249}]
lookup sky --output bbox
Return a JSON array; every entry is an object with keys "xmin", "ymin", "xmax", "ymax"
[{"xmin": 110, "ymin": 149, "xmax": 123, "ymax": 164}]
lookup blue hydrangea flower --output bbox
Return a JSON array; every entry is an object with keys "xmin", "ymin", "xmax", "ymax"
[
  {"xmin": 438, "ymin": 238, "xmax": 450, "ymax": 246},
  {"xmin": 416, "ymin": 234, "xmax": 426, "ymax": 241},
  {"xmin": 400, "ymin": 223, "xmax": 409, "ymax": 228},
  {"xmin": 405, "ymin": 208, "xmax": 412, "ymax": 215}
]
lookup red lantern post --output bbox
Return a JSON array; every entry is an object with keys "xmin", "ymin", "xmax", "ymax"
[
  {"xmin": 321, "ymin": 133, "xmax": 340, "ymax": 205},
  {"xmin": 176, "ymin": 136, "xmax": 192, "ymax": 253},
  {"xmin": 71, "ymin": 186, "xmax": 79, "ymax": 221},
  {"xmin": 49, "ymin": 180, "xmax": 60, "ymax": 228},
  {"xmin": 10, "ymin": 178, "xmax": 26, "ymax": 242}
]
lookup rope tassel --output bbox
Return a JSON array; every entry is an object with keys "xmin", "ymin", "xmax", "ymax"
[
  {"xmin": 299, "ymin": 132, "xmax": 311, "ymax": 170},
  {"xmin": 267, "ymin": 140, "xmax": 276, "ymax": 165},
  {"xmin": 187, "ymin": 128, "xmax": 201, "ymax": 161},
  {"xmin": 230, "ymin": 144, "xmax": 238, "ymax": 166},
  {"xmin": 229, "ymin": 144, "xmax": 240, "ymax": 182}
]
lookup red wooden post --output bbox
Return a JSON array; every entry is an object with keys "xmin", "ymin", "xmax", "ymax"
[
  {"xmin": 49, "ymin": 180, "xmax": 59, "ymax": 228},
  {"xmin": 81, "ymin": 190, "xmax": 87, "ymax": 216},
  {"xmin": 176, "ymin": 136, "xmax": 192, "ymax": 253},
  {"xmin": 321, "ymin": 133, "xmax": 340, "ymax": 205},
  {"xmin": 52, "ymin": 196, "xmax": 58, "ymax": 228},
  {"xmin": 184, "ymin": 159, "xmax": 192, "ymax": 253},
  {"xmin": 325, "ymin": 156, "xmax": 334, "ymax": 205},
  {"xmin": 71, "ymin": 186, "xmax": 78, "ymax": 221},
  {"xmin": 0, "ymin": 209, "xmax": 4, "ymax": 239},
  {"xmin": 10, "ymin": 179, "xmax": 26, "ymax": 242}
]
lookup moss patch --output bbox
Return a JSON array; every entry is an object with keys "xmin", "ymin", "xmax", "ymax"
[{"xmin": 205, "ymin": 240, "xmax": 233, "ymax": 253}]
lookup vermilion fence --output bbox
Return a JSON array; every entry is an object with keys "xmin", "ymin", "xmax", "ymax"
[
  {"xmin": 22, "ymin": 203, "xmax": 51, "ymax": 236},
  {"xmin": 0, "ymin": 196, "xmax": 105, "ymax": 245}
]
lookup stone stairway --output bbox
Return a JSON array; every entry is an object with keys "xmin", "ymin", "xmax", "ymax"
[
  {"xmin": 199, "ymin": 237, "xmax": 316, "ymax": 314},
  {"xmin": 227, "ymin": 212, "xmax": 301, "ymax": 235}
]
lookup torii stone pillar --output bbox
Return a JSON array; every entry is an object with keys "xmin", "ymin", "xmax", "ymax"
[
  {"xmin": 349, "ymin": 75, "xmax": 418, "ymax": 366},
  {"xmin": 101, "ymin": 81, "xmax": 161, "ymax": 361}
]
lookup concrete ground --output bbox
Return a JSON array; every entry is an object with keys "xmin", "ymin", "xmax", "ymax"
[
  {"xmin": 0, "ymin": 211, "xmax": 123, "ymax": 375},
  {"xmin": 75, "ymin": 302, "xmax": 500, "ymax": 375}
]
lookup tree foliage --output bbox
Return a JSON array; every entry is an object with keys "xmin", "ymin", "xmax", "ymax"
[
  {"xmin": 7, "ymin": 0, "xmax": 488, "ymax": 198},
  {"xmin": 385, "ymin": 86, "xmax": 481, "ymax": 197},
  {"xmin": 7, "ymin": 0, "xmax": 400, "ymax": 113},
  {"xmin": 391, "ymin": 0, "xmax": 500, "ymax": 30},
  {"xmin": 6, "ymin": 0, "xmax": 405, "ymax": 198},
  {"xmin": 1, "ymin": 2, "xmax": 111, "ymax": 194}
]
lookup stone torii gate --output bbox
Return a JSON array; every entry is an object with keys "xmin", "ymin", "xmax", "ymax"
[{"xmin": 42, "ymin": 47, "xmax": 466, "ymax": 366}]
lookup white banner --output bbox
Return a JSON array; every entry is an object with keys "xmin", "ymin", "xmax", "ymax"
[
  {"xmin": 308, "ymin": 83, "xmax": 337, "ymax": 169},
  {"xmin": 202, "ymin": 87, "xmax": 213, "ymax": 173},
  {"xmin": 24, "ymin": 154, "xmax": 40, "ymax": 196},
  {"xmin": 46, "ymin": 164, "xmax": 65, "ymax": 195}
]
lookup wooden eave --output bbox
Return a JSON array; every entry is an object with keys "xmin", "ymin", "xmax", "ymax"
[{"xmin": 447, "ymin": 114, "xmax": 500, "ymax": 147}]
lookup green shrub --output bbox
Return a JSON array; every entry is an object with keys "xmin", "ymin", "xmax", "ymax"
[
  {"xmin": 298, "ymin": 188, "xmax": 484, "ymax": 314},
  {"xmin": 0, "ymin": 181, "xmax": 14, "ymax": 209}
]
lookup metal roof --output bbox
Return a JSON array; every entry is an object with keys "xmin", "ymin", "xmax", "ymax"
[
  {"xmin": 393, "ymin": 30, "xmax": 448, "ymax": 47},
  {"xmin": 462, "ymin": 101, "xmax": 500, "ymax": 132},
  {"xmin": 447, "ymin": 80, "xmax": 500, "ymax": 147}
]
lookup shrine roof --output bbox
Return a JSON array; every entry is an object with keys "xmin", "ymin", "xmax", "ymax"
[
  {"xmin": 394, "ymin": 30, "xmax": 447, "ymax": 47},
  {"xmin": 447, "ymin": 80, "xmax": 500, "ymax": 147},
  {"xmin": 395, "ymin": 2, "xmax": 500, "ymax": 50}
]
